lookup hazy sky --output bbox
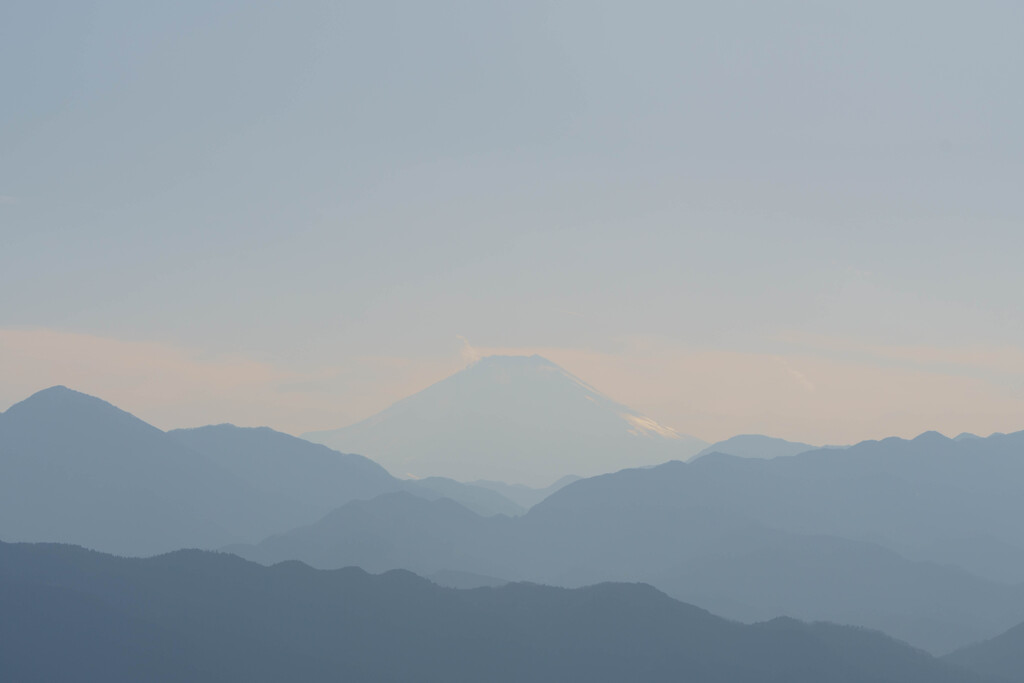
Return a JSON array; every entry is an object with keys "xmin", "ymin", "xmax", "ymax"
[{"xmin": 3, "ymin": 1, "xmax": 1023, "ymax": 444}]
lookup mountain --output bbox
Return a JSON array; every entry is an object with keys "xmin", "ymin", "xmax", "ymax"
[
  {"xmin": 692, "ymin": 434, "xmax": 818, "ymax": 460},
  {"xmin": 231, "ymin": 492, "xmax": 507, "ymax": 576},
  {"xmin": 541, "ymin": 432, "xmax": 1024, "ymax": 583},
  {"xmin": 240, "ymin": 428, "xmax": 1024, "ymax": 653},
  {"xmin": 428, "ymin": 569, "xmax": 508, "ymax": 589},
  {"xmin": 0, "ymin": 387, "xmax": 521, "ymax": 556},
  {"xmin": 912, "ymin": 535, "xmax": 1024, "ymax": 586},
  {"xmin": 169, "ymin": 424, "xmax": 523, "ymax": 518},
  {"xmin": 522, "ymin": 432, "xmax": 1024, "ymax": 650},
  {"xmin": 167, "ymin": 424, "xmax": 401, "ymax": 522},
  {"xmin": 946, "ymin": 620, "xmax": 1024, "ymax": 682},
  {"xmin": 0, "ymin": 540, "xmax": 989, "ymax": 683},
  {"xmin": 404, "ymin": 476, "xmax": 524, "ymax": 517},
  {"xmin": 955, "ymin": 432, "xmax": 986, "ymax": 442},
  {"xmin": 651, "ymin": 533, "xmax": 1023, "ymax": 655},
  {"xmin": 0, "ymin": 386, "xmax": 284, "ymax": 555},
  {"xmin": 470, "ymin": 474, "xmax": 581, "ymax": 509},
  {"xmin": 303, "ymin": 354, "xmax": 706, "ymax": 485},
  {"xmin": 240, "ymin": 482, "xmax": 1024, "ymax": 654}
]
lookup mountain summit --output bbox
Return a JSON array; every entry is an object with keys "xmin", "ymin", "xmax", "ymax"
[{"xmin": 304, "ymin": 355, "xmax": 705, "ymax": 485}]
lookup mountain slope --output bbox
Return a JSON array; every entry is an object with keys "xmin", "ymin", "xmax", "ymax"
[
  {"xmin": 405, "ymin": 476, "xmax": 524, "ymax": 516},
  {"xmin": 470, "ymin": 474, "xmax": 580, "ymax": 509},
  {"xmin": 167, "ymin": 424, "xmax": 401, "ymax": 524},
  {"xmin": 170, "ymin": 424, "xmax": 524, "ymax": 517},
  {"xmin": 0, "ymin": 387, "xmax": 286, "ymax": 555},
  {"xmin": 232, "ymin": 492, "xmax": 507, "ymax": 576},
  {"xmin": 537, "ymin": 432, "xmax": 1024, "ymax": 582},
  {"xmin": 0, "ymin": 385, "xmax": 526, "ymax": 557},
  {"xmin": 0, "ymin": 540, "xmax": 988, "ymax": 683},
  {"xmin": 235, "ymin": 485, "xmax": 1024, "ymax": 654},
  {"xmin": 651, "ymin": 533, "xmax": 1023, "ymax": 655},
  {"xmin": 693, "ymin": 434, "xmax": 818, "ymax": 460},
  {"xmin": 946, "ymin": 620, "xmax": 1024, "ymax": 682},
  {"xmin": 304, "ymin": 355, "xmax": 705, "ymax": 485},
  {"xmin": 243, "ymin": 428, "xmax": 1024, "ymax": 653}
]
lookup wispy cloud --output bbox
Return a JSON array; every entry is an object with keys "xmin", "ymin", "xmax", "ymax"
[
  {"xmin": 456, "ymin": 335, "xmax": 481, "ymax": 365},
  {"xmin": 776, "ymin": 357, "xmax": 816, "ymax": 393},
  {"xmin": 0, "ymin": 195, "xmax": 17, "ymax": 205}
]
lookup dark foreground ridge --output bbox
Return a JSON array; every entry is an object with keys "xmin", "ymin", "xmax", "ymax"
[{"xmin": 0, "ymin": 541, "xmax": 989, "ymax": 683}]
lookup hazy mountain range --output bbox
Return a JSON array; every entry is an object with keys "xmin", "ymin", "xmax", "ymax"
[
  {"xmin": 5, "ymin": 372, "xmax": 1024, "ymax": 657},
  {"xmin": 233, "ymin": 429, "xmax": 1024, "ymax": 654},
  {"xmin": 0, "ymin": 540, "xmax": 993, "ymax": 683},
  {"xmin": 303, "ymin": 355, "xmax": 706, "ymax": 485},
  {"xmin": 947, "ymin": 620, "xmax": 1024, "ymax": 682},
  {"xmin": 468, "ymin": 475, "xmax": 581, "ymax": 508},
  {"xmin": 170, "ymin": 424, "xmax": 525, "ymax": 518},
  {"xmin": 0, "ymin": 386, "xmax": 281, "ymax": 556},
  {"xmin": 693, "ymin": 434, "xmax": 821, "ymax": 460},
  {"xmin": 0, "ymin": 386, "xmax": 526, "ymax": 555}
]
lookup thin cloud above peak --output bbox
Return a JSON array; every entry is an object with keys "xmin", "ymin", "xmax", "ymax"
[{"xmin": 457, "ymin": 335, "xmax": 482, "ymax": 365}]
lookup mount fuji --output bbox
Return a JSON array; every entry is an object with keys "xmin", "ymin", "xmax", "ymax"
[{"xmin": 304, "ymin": 355, "xmax": 705, "ymax": 485}]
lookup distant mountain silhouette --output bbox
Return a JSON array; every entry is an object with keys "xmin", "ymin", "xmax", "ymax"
[
  {"xmin": 241, "ymin": 486, "xmax": 1024, "ymax": 654},
  {"xmin": 531, "ymin": 434, "xmax": 1024, "ymax": 648},
  {"xmin": 0, "ymin": 540, "xmax": 988, "ymax": 683},
  {"xmin": 946, "ymin": 620, "xmax": 1024, "ymax": 682},
  {"xmin": 693, "ymin": 434, "xmax": 820, "ymax": 460},
  {"xmin": 231, "ymin": 492, "xmax": 507, "ymax": 577},
  {"xmin": 403, "ymin": 476, "xmax": 524, "ymax": 516},
  {"xmin": 303, "ymin": 355, "xmax": 706, "ymax": 485},
  {"xmin": 0, "ymin": 387, "xmax": 521, "ymax": 556},
  {"xmin": 9, "ymin": 384, "xmax": 1024, "ymax": 656},
  {"xmin": 168, "ymin": 424, "xmax": 401, "ymax": 521},
  {"xmin": 955, "ymin": 432, "xmax": 986, "ymax": 442},
  {"xmin": 913, "ymin": 535, "xmax": 1024, "ymax": 586},
  {"xmin": 0, "ymin": 387, "xmax": 281, "ymax": 555},
  {"xmin": 170, "ymin": 424, "xmax": 523, "ymax": 517},
  {"xmin": 241, "ymin": 429, "xmax": 1024, "ymax": 653},
  {"xmin": 651, "ymin": 533, "xmax": 1024, "ymax": 655},
  {"xmin": 470, "ymin": 474, "xmax": 581, "ymax": 508},
  {"xmin": 428, "ymin": 568, "xmax": 508, "ymax": 589},
  {"xmin": 543, "ymin": 431, "xmax": 1024, "ymax": 584}
]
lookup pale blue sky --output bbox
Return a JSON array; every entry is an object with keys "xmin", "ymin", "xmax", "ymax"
[{"xmin": 2, "ymin": 1, "xmax": 1023, "ymax": 441}]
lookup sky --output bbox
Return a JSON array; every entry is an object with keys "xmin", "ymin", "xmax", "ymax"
[{"xmin": 2, "ymin": 1, "xmax": 1023, "ymax": 444}]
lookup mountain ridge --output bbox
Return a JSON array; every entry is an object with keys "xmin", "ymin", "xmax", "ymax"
[
  {"xmin": 692, "ymin": 434, "xmax": 820, "ymax": 460},
  {"xmin": 946, "ymin": 619, "xmax": 1024, "ymax": 682},
  {"xmin": 240, "ymin": 427, "xmax": 1024, "ymax": 653},
  {"xmin": 0, "ymin": 540, "xmax": 989, "ymax": 683},
  {"xmin": 0, "ymin": 387, "xmax": 524, "ymax": 555}
]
